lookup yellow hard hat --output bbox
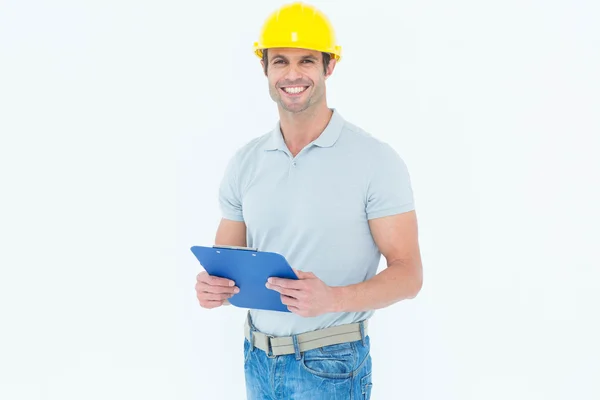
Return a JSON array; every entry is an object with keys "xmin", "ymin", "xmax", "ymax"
[{"xmin": 253, "ymin": 2, "xmax": 342, "ymax": 62}]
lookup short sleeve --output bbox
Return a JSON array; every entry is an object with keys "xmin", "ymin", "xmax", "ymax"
[
  {"xmin": 366, "ymin": 144, "xmax": 415, "ymax": 220},
  {"xmin": 218, "ymin": 154, "xmax": 244, "ymax": 222}
]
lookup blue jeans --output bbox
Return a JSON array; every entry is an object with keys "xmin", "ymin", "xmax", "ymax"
[{"xmin": 243, "ymin": 335, "xmax": 373, "ymax": 399}]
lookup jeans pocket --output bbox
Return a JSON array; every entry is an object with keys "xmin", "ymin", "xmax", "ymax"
[
  {"xmin": 301, "ymin": 342, "xmax": 357, "ymax": 379},
  {"xmin": 319, "ymin": 342, "xmax": 353, "ymax": 354},
  {"xmin": 361, "ymin": 371, "xmax": 373, "ymax": 399}
]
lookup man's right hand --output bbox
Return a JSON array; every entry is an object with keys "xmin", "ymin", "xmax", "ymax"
[{"xmin": 195, "ymin": 271, "xmax": 240, "ymax": 309}]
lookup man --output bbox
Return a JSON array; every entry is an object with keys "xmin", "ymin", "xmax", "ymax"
[{"xmin": 195, "ymin": 2, "xmax": 423, "ymax": 399}]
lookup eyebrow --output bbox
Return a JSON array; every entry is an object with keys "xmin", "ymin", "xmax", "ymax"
[{"xmin": 271, "ymin": 54, "xmax": 319, "ymax": 62}]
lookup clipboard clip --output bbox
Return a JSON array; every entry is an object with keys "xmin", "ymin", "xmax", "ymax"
[{"xmin": 212, "ymin": 245, "xmax": 258, "ymax": 252}]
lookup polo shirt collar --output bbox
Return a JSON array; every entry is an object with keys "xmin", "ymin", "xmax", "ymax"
[{"xmin": 264, "ymin": 108, "xmax": 345, "ymax": 151}]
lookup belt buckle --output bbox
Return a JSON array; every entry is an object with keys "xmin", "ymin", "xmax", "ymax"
[{"xmin": 266, "ymin": 335, "xmax": 276, "ymax": 358}]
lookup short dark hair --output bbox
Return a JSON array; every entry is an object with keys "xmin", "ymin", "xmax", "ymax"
[{"xmin": 262, "ymin": 49, "xmax": 332, "ymax": 75}]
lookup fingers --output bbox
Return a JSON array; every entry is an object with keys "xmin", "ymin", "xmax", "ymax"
[
  {"xmin": 199, "ymin": 300, "xmax": 226, "ymax": 309},
  {"xmin": 196, "ymin": 281, "xmax": 239, "ymax": 295},
  {"xmin": 267, "ymin": 277, "xmax": 303, "ymax": 289},
  {"xmin": 196, "ymin": 289, "xmax": 237, "ymax": 309},
  {"xmin": 292, "ymin": 268, "xmax": 316, "ymax": 279},
  {"xmin": 195, "ymin": 272, "xmax": 240, "ymax": 310},
  {"xmin": 197, "ymin": 272, "xmax": 235, "ymax": 288},
  {"xmin": 267, "ymin": 283, "xmax": 301, "ymax": 298},
  {"xmin": 201, "ymin": 292, "xmax": 234, "ymax": 302},
  {"xmin": 280, "ymin": 294, "xmax": 299, "ymax": 308}
]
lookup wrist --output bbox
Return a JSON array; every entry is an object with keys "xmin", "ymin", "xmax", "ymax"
[{"xmin": 330, "ymin": 286, "xmax": 348, "ymax": 313}]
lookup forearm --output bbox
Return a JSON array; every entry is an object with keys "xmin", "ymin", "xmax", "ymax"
[{"xmin": 332, "ymin": 259, "xmax": 422, "ymax": 313}]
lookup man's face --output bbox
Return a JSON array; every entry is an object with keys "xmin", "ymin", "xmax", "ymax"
[{"xmin": 262, "ymin": 48, "xmax": 334, "ymax": 114}]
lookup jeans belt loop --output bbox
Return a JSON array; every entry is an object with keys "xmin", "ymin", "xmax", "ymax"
[
  {"xmin": 249, "ymin": 329, "xmax": 255, "ymax": 351},
  {"xmin": 266, "ymin": 335, "xmax": 276, "ymax": 359},
  {"xmin": 292, "ymin": 334, "xmax": 301, "ymax": 361},
  {"xmin": 359, "ymin": 320, "xmax": 366, "ymax": 346},
  {"xmin": 247, "ymin": 311, "xmax": 255, "ymax": 351}
]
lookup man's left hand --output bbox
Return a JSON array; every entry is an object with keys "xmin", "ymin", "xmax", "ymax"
[{"xmin": 266, "ymin": 269, "xmax": 338, "ymax": 317}]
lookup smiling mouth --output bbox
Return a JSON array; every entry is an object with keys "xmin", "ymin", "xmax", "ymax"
[{"xmin": 280, "ymin": 86, "xmax": 309, "ymax": 95}]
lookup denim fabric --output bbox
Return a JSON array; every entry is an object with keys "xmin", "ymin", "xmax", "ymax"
[{"xmin": 243, "ymin": 336, "xmax": 373, "ymax": 399}]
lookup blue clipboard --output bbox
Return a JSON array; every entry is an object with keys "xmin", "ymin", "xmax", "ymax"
[{"xmin": 190, "ymin": 245, "xmax": 298, "ymax": 312}]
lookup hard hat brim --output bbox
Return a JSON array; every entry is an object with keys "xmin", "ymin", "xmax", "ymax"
[{"xmin": 253, "ymin": 42, "xmax": 342, "ymax": 62}]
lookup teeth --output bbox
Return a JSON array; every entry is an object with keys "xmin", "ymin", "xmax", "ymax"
[{"xmin": 283, "ymin": 86, "xmax": 307, "ymax": 94}]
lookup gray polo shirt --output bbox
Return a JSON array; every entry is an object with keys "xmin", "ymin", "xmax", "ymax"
[{"xmin": 219, "ymin": 109, "xmax": 415, "ymax": 336}]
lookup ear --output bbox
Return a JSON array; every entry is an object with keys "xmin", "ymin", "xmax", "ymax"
[
  {"xmin": 260, "ymin": 60, "xmax": 267, "ymax": 77},
  {"xmin": 324, "ymin": 58, "xmax": 336, "ymax": 79}
]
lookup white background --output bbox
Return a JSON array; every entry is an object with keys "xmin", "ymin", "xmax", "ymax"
[{"xmin": 1, "ymin": 0, "xmax": 599, "ymax": 399}]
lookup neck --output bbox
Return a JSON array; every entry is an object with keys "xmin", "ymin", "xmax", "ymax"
[{"xmin": 278, "ymin": 104, "xmax": 333, "ymax": 156}]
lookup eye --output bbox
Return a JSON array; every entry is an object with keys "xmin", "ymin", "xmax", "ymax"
[
  {"xmin": 273, "ymin": 59, "xmax": 284, "ymax": 64},
  {"xmin": 302, "ymin": 59, "xmax": 314, "ymax": 63}
]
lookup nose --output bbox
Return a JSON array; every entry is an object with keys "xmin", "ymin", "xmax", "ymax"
[{"xmin": 284, "ymin": 63, "xmax": 303, "ymax": 82}]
